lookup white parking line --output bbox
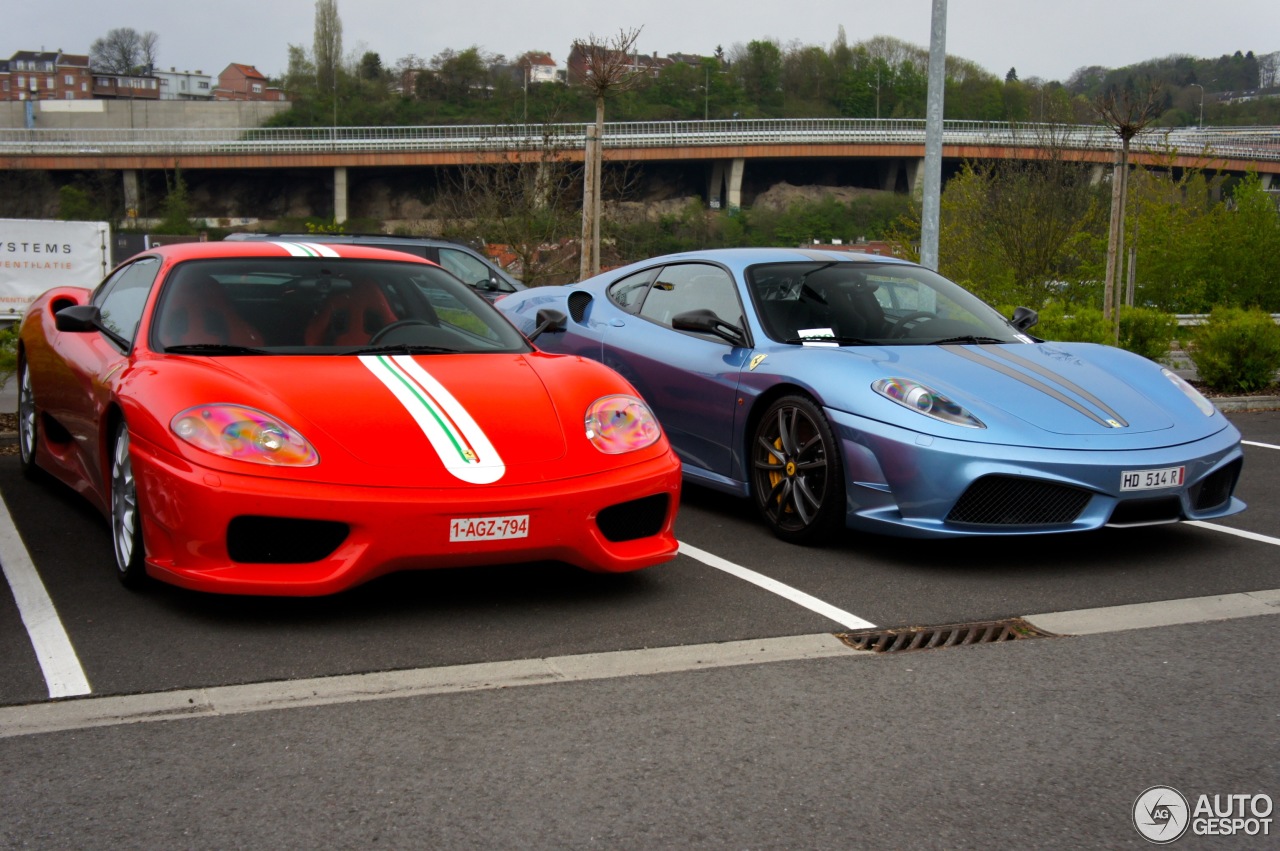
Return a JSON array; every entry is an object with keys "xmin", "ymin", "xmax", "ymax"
[
  {"xmin": 1243, "ymin": 440, "xmax": 1280, "ymax": 450},
  {"xmin": 677, "ymin": 540, "xmax": 876, "ymax": 630},
  {"xmin": 0, "ymin": 494, "xmax": 91, "ymax": 699},
  {"xmin": 1186, "ymin": 520, "xmax": 1280, "ymax": 546}
]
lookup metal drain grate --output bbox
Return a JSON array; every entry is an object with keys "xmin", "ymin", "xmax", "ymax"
[{"xmin": 837, "ymin": 618, "xmax": 1055, "ymax": 653}]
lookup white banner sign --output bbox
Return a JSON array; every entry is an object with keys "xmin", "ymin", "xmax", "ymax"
[{"xmin": 1, "ymin": 218, "xmax": 111, "ymax": 318}]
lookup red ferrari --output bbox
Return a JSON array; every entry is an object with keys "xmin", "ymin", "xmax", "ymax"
[{"xmin": 16, "ymin": 241, "xmax": 681, "ymax": 595}]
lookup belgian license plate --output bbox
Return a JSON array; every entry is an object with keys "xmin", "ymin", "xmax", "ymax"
[
  {"xmin": 449, "ymin": 515, "xmax": 529, "ymax": 542},
  {"xmin": 1120, "ymin": 466, "xmax": 1185, "ymax": 491}
]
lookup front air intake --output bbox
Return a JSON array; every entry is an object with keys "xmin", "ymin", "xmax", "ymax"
[
  {"xmin": 946, "ymin": 475, "xmax": 1091, "ymax": 526},
  {"xmin": 227, "ymin": 516, "xmax": 350, "ymax": 563},
  {"xmin": 567, "ymin": 290, "xmax": 593, "ymax": 323},
  {"xmin": 595, "ymin": 494, "xmax": 669, "ymax": 542}
]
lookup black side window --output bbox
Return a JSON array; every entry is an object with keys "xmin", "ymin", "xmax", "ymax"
[
  {"xmin": 638, "ymin": 264, "xmax": 743, "ymax": 337},
  {"xmin": 91, "ymin": 256, "xmax": 161, "ymax": 346},
  {"xmin": 606, "ymin": 268, "xmax": 658, "ymax": 313}
]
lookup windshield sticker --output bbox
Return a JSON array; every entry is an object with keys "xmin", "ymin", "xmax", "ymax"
[
  {"xmin": 798, "ymin": 327, "xmax": 839, "ymax": 347},
  {"xmin": 361, "ymin": 354, "xmax": 506, "ymax": 483}
]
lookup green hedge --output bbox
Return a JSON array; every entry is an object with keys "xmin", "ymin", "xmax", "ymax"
[{"xmin": 1189, "ymin": 308, "xmax": 1280, "ymax": 393}]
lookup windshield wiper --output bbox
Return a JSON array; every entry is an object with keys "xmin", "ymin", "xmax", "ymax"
[
  {"xmin": 164, "ymin": 343, "xmax": 269, "ymax": 355},
  {"xmin": 931, "ymin": 336, "xmax": 1009, "ymax": 346},
  {"xmin": 785, "ymin": 335, "xmax": 878, "ymax": 346},
  {"xmin": 345, "ymin": 344, "xmax": 462, "ymax": 355}
]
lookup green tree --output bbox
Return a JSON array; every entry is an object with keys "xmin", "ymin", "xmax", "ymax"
[
  {"xmin": 314, "ymin": 0, "xmax": 343, "ymax": 96},
  {"xmin": 734, "ymin": 40, "xmax": 784, "ymax": 113},
  {"xmin": 152, "ymin": 169, "xmax": 196, "ymax": 235},
  {"xmin": 1205, "ymin": 174, "xmax": 1280, "ymax": 311}
]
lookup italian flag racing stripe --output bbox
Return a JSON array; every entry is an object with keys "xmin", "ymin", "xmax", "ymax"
[
  {"xmin": 360, "ymin": 354, "xmax": 506, "ymax": 484},
  {"xmin": 272, "ymin": 242, "xmax": 341, "ymax": 258}
]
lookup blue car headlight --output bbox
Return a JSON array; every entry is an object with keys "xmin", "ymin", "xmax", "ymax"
[
  {"xmin": 873, "ymin": 378, "xmax": 985, "ymax": 429},
  {"xmin": 1162, "ymin": 368, "xmax": 1216, "ymax": 417}
]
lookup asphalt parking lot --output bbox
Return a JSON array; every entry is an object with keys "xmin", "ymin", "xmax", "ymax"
[{"xmin": 1, "ymin": 409, "xmax": 1277, "ymax": 848}]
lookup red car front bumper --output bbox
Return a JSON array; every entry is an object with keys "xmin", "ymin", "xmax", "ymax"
[{"xmin": 131, "ymin": 437, "xmax": 682, "ymax": 595}]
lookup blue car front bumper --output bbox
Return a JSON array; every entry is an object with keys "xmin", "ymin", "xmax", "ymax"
[{"xmin": 828, "ymin": 408, "xmax": 1245, "ymax": 538}]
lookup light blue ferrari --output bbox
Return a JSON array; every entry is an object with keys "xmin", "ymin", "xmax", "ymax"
[{"xmin": 498, "ymin": 248, "xmax": 1245, "ymax": 543}]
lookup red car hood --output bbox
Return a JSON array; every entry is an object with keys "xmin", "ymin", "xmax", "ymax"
[{"xmin": 158, "ymin": 353, "xmax": 573, "ymax": 488}]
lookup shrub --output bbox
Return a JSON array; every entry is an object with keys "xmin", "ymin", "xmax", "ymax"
[
  {"xmin": 0, "ymin": 321, "xmax": 19, "ymax": 390},
  {"xmin": 1119, "ymin": 307, "xmax": 1179, "ymax": 361},
  {"xmin": 1030, "ymin": 302, "xmax": 1111, "ymax": 344},
  {"xmin": 1189, "ymin": 307, "xmax": 1280, "ymax": 393}
]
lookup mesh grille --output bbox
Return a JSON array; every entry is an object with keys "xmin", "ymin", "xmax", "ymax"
[
  {"xmin": 596, "ymin": 494, "xmax": 669, "ymax": 542},
  {"xmin": 1191, "ymin": 458, "xmax": 1241, "ymax": 511},
  {"xmin": 947, "ymin": 476, "xmax": 1091, "ymax": 526},
  {"xmin": 568, "ymin": 290, "xmax": 592, "ymax": 323}
]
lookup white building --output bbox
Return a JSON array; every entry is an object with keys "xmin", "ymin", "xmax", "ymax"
[{"xmin": 154, "ymin": 68, "xmax": 214, "ymax": 100}]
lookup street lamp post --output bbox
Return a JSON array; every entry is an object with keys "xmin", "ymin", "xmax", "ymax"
[{"xmin": 1190, "ymin": 83, "xmax": 1204, "ymax": 129}]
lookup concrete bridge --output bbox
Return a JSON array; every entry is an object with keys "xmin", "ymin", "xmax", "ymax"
[{"xmin": 3, "ymin": 119, "xmax": 1278, "ymax": 222}]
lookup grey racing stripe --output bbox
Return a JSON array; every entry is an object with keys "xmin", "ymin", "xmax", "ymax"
[
  {"xmin": 981, "ymin": 345, "xmax": 1128, "ymax": 427},
  {"xmin": 941, "ymin": 345, "xmax": 1122, "ymax": 429}
]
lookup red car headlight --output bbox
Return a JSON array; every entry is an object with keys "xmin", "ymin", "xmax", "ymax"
[
  {"xmin": 584, "ymin": 395, "xmax": 662, "ymax": 454},
  {"xmin": 171, "ymin": 404, "xmax": 319, "ymax": 466}
]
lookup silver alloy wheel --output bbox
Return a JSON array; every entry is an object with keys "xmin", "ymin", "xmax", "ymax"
[
  {"xmin": 111, "ymin": 425, "xmax": 139, "ymax": 574},
  {"xmin": 18, "ymin": 363, "xmax": 36, "ymax": 465}
]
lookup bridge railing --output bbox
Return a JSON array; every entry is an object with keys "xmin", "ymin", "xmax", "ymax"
[{"xmin": 0, "ymin": 120, "xmax": 1277, "ymax": 161}]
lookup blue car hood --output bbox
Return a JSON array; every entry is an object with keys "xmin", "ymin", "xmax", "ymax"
[{"xmin": 808, "ymin": 341, "xmax": 1226, "ymax": 450}]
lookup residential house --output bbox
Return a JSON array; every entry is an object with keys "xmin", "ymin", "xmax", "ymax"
[
  {"xmin": 518, "ymin": 52, "xmax": 560, "ymax": 85},
  {"xmin": 155, "ymin": 67, "xmax": 214, "ymax": 100},
  {"xmin": 214, "ymin": 63, "xmax": 287, "ymax": 101},
  {"xmin": 0, "ymin": 51, "xmax": 92, "ymax": 101},
  {"xmin": 91, "ymin": 71, "xmax": 160, "ymax": 100}
]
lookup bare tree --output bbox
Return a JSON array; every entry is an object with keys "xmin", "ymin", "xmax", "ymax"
[
  {"xmin": 439, "ymin": 127, "xmax": 584, "ymax": 287},
  {"xmin": 1094, "ymin": 80, "xmax": 1162, "ymax": 339},
  {"xmin": 571, "ymin": 27, "xmax": 644, "ymax": 280},
  {"xmin": 89, "ymin": 28, "xmax": 159, "ymax": 74}
]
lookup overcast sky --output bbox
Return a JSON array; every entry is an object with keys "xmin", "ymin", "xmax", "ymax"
[{"xmin": 7, "ymin": 0, "xmax": 1277, "ymax": 85}]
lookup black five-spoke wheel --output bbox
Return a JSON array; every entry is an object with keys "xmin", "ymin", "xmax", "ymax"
[{"xmin": 750, "ymin": 394, "xmax": 845, "ymax": 544}]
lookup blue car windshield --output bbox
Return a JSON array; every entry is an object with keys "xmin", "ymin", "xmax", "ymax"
[
  {"xmin": 152, "ymin": 258, "xmax": 531, "ymax": 355},
  {"xmin": 747, "ymin": 261, "xmax": 1027, "ymax": 345}
]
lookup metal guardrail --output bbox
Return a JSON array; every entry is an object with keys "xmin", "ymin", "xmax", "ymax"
[
  {"xmin": 1, "ymin": 120, "xmax": 1277, "ymax": 161},
  {"xmin": 1176, "ymin": 314, "xmax": 1280, "ymax": 325}
]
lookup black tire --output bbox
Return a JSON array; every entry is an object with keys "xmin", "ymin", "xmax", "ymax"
[
  {"xmin": 110, "ymin": 421, "xmax": 148, "ymax": 589},
  {"xmin": 17, "ymin": 358, "xmax": 40, "ymax": 480},
  {"xmin": 749, "ymin": 394, "xmax": 846, "ymax": 545}
]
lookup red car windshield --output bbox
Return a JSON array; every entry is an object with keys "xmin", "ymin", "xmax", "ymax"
[{"xmin": 151, "ymin": 258, "xmax": 531, "ymax": 355}]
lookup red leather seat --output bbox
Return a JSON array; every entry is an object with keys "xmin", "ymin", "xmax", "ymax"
[
  {"xmin": 305, "ymin": 280, "xmax": 398, "ymax": 346},
  {"xmin": 158, "ymin": 277, "xmax": 264, "ymax": 348}
]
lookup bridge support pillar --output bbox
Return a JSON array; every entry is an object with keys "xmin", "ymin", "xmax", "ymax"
[
  {"xmin": 1261, "ymin": 173, "xmax": 1273, "ymax": 191},
  {"xmin": 708, "ymin": 158, "xmax": 744, "ymax": 210},
  {"xmin": 881, "ymin": 162, "xmax": 899, "ymax": 192},
  {"xmin": 1090, "ymin": 164, "xmax": 1107, "ymax": 185},
  {"xmin": 906, "ymin": 159, "xmax": 925, "ymax": 198},
  {"xmin": 122, "ymin": 170, "xmax": 140, "ymax": 225},
  {"xmin": 334, "ymin": 167, "xmax": 349, "ymax": 224}
]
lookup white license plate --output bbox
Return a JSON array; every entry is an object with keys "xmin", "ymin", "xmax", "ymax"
[
  {"xmin": 449, "ymin": 514, "xmax": 529, "ymax": 542},
  {"xmin": 1120, "ymin": 466, "xmax": 1185, "ymax": 491}
]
